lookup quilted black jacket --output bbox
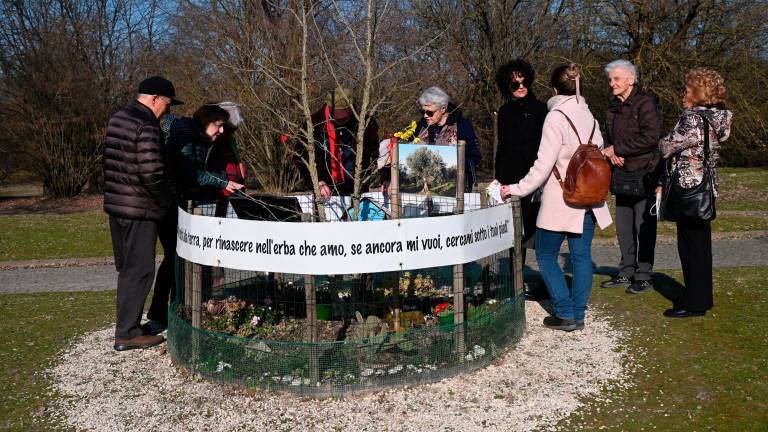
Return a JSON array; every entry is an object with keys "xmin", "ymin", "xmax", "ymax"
[{"xmin": 103, "ymin": 100, "xmax": 171, "ymax": 220}]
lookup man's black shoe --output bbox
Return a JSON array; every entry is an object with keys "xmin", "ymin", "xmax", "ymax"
[
  {"xmin": 542, "ymin": 315, "xmax": 579, "ymax": 332},
  {"xmin": 600, "ymin": 275, "xmax": 631, "ymax": 288},
  {"xmin": 626, "ymin": 280, "xmax": 654, "ymax": 294},
  {"xmin": 663, "ymin": 308, "xmax": 706, "ymax": 318}
]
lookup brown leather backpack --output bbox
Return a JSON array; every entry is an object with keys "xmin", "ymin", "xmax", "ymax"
[{"xmin": 551, "ymin": 110, "xmax": 611, "ymax": 207}]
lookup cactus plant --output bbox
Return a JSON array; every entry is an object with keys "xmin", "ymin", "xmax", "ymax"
[{"xmin": 348, "ymin": 311, "xmax": 388, "ymax": 341}]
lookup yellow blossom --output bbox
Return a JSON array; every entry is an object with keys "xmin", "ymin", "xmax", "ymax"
[{"xmin": 393, "ymin": 120, "xmax": 420, "ymax": 143}]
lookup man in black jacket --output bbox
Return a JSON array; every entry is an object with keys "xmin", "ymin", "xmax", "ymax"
[
  {"xmin": 494, "ymin": 60, "xmax": 549, "ymax": 300},
  {"xmin": 601, "ymin": 60, "xmax": 661, "ymax": 294},
  {"xmin": 103, "ymin": 76, "xmax": 182, "ymax": 351}
]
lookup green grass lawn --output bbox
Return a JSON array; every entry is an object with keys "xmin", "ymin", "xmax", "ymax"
[
  {"xmin": 0, "ymin": 290, "xmax": 116, "ymax": 431},
  {"xmin": 595, "ymin": 213, "xmax": 768, "ymax": 238},
  {"xmin": 718, "ymin": 167, "xmax": 768, "ymax": 211},
  {"xmin": 0, "ymin": 210, "xmax": 112, "ymax": 261},
  {"xmin": 561, "ymin": 266, "xmax": 768, "ymax": 431},
  {"xmin": 0, "ymin": 210, "xmax": 164, "ymax": 262},
  {"xmin": 1, "ymin": 268, "xmax": 766, "ymax": 430}
]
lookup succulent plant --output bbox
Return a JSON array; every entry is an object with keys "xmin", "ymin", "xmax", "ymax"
[{"xmin": 348, "ymin": 311, "xmax": 388, "ymax": 341}]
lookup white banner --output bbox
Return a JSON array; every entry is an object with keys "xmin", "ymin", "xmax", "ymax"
[{"xmin": 176, "ymin": 204, "xmax": 514, "ymax": 275}]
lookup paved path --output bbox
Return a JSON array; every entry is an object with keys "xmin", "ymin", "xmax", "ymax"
[{"xmin": 1, "ymin": 237, "xmax": 766, "ymax": 295}]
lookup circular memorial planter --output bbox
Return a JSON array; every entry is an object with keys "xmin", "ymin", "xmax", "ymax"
[{"xmin": 168, "ymin": 197, "xmax": 526, "ymax": 396}]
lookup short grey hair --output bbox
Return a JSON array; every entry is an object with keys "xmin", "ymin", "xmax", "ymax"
[
  {"xmin": 604, "ymin": 60, "xmax": 637, "ymax": 78},
  {"xmin": 418, "ymin": 86, "xmax": 450, "ymax": 108}
]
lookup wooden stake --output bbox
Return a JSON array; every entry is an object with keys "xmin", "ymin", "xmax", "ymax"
[
  {"xmin": 454, "ymin": 140, "xmax": 466, "ymax": 358},
  {"xmin": 510, "ymin": 196, "xmax": 524, "ymax": 298},
  {"xmin": 191, "ymin": 203, "xmax": 203, "ymax": 329},
  {"xmin": 390, "ymin": 136, "xmax": 401, "ymax": 332}
]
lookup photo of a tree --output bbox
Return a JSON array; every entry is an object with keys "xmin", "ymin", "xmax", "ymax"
[{"xmin": 398, "ymin": 144, "xmax": 457, "ymax": 197}]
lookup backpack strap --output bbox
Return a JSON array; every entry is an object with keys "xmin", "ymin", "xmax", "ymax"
[{"xmin": 587, "ymin": 120, "xmax": 597, "ymax": 144}]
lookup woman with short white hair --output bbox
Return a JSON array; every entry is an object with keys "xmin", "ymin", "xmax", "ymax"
[
  {"xmin": 599, "ymin": 59, "xmax": 662, "ymax": 294},
  {"xmin": 604, "ymin": 59, "xmax": 637, "ymax": 80},
  {"xmin": 413, "ymin": 86, "xmax": 482, "ymax": 191}
]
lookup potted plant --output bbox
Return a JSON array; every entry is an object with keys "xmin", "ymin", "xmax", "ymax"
[{"xmin": 433, "ymin": 302, "xmax": 454, "ymax": 331}]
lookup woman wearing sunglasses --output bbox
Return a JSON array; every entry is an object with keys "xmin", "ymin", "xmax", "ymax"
[
  {"xmin": 413, "ymin": 86, "xmax": 482, "ymax": 192},
  {"xmin": 494, "ymin": 59, "xmax": 550, "ymax": 301}
]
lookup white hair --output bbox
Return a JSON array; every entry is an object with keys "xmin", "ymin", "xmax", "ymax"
[
  {"xmin": 217, "ymin": 101, "xmax": 243, "ymax": 127},
  {"xmin": 418, "ymin": 86, "xmax": 450, "ymax": 108},
  {"xmin": 605, "ymin": 60, "xmax": 637, "ymax": 78}
]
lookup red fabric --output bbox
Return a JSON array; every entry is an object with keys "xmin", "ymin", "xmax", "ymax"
[
  {"xmin": 325, "ymin": 105, "xmax": 345, "ymax": 183},
  {"xmin": 389, "ymin": 135, "xmax": 396, "ymax": 164},
  {"xmin": 209, "ymin": 143, "xmax": 245, "ymax": 198}
]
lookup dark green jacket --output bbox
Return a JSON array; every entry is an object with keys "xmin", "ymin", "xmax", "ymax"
[{"xmin": 166, "ymin": 118, "xmax": 228, "ymax": 201}]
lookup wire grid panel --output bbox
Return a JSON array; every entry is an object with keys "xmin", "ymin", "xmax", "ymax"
[{"xmin": 168, "ymin": 198, "xmax": 524, "ymax": 396}]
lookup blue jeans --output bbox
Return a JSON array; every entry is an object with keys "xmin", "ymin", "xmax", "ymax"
[{"xmin": 535, "ymin": 212, "xmax": 596, "ymax": 321}]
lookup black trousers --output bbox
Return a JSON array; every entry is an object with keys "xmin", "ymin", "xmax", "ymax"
[
  {"xmin": 109, "ymin": 216, "xmax": 158, "ymax": 339},
  {"xmin": 147, "ymin": 206, "xmax": 178, "ymax": 325},
  {"xmin": 675, "ymin": 219, "xmax": 713, "ymax": 311},
  {"xmin": 615, "ymin": 194, "xmax": 657, "ymax": 281}
]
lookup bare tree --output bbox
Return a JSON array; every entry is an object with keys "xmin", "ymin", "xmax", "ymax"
[
  {"xmin": 576, "ymin": 0, "xmax": 768, "ymax": 165},
  {"xmin": 412, "ymin": 0, "xmax": 569, "ymax": 175},
  {"xmin": 0, "ymin": 0, "xmax": 170, "ymax": 196},
  {"xmin": 172, "ymin": 0, "xmax": 438, "ymax": 217}
]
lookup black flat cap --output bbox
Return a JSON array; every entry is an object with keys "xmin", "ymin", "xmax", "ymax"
[{"xmin": 137, "ymin": 76, "xmax": 184, "ymax": 105}]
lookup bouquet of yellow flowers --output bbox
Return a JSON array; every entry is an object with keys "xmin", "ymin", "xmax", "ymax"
[{"xmin": 393, "ymin": 121, "xmax": 420, "ymax": 143}]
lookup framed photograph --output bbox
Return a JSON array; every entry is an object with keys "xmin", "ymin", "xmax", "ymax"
[{"xmin": 398, "ymin": 143, "xmax": 458, "ymax": 198}]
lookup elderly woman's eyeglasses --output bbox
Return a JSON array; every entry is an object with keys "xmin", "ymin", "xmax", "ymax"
[{"xmin": 420, "ymin": 108, "xmax": 437, "ymax": 116}]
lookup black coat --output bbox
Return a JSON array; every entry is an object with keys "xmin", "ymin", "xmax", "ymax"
[
  {"xmin": 103, "ymin": 101, "xmax": 171, "ymax": 221},
  {"xmin": 605, "ymin": 87, "xmax": 662, "ymax": 173},
  {"xmin": 495, "ymin": 93, "xmax": 547, "ymax": 247},
  {"xmin": 495, "ymin": 93, "xmax": 548, "ymax": 184}
]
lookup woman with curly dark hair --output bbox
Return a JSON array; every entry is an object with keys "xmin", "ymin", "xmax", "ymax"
[
  {"xmin": 658, "ymin": 68, "xmax": 733, "ymax": 318},
  {"xmin": 494, "ymin": 59, "xmax": 549, "ymax": 300}
]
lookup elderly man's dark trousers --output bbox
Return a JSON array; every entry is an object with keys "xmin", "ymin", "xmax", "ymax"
[
  {"xmin": 109, "ymin": 216, "xmax": 158, "ymax": 340},
  {"xmin": 615, "ymin": 194, "xmax": 657, "ymax": 281}
]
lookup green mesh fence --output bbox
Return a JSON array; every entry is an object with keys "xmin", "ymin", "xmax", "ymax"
[{"xmin": 167, "ymin": 196, "xmax": 526, "ymax": 396}]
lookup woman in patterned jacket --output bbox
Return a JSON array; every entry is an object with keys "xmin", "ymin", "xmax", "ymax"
[{"xmin": 658, "ymin": 68, "xmax": 733, "ymax": 318}]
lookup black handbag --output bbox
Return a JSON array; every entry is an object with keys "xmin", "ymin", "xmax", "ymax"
[
  {"xmin": 660, "ymin": 114, "xmax": 716, "ymax": 222},
  {"xmin": 610, "ymin": 168, "xmax": 647, "ymax": 197}
]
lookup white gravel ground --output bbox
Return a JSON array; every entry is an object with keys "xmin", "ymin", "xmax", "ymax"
[{"xmin": 49, "ymin": 302, "xmax": 630, "ymax": 431}]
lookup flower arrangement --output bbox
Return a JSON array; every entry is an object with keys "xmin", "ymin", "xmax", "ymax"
[
  {"xmin": 413, "ymin": 273, "xmax": 438, "ymax": 298},
  {"xmin": 399, "ymin": 271, "xmax": 440, "ymax": 299},
  {"xmin": 393, "ymin": 121, "xmax": 420, "ymax": 143}
]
